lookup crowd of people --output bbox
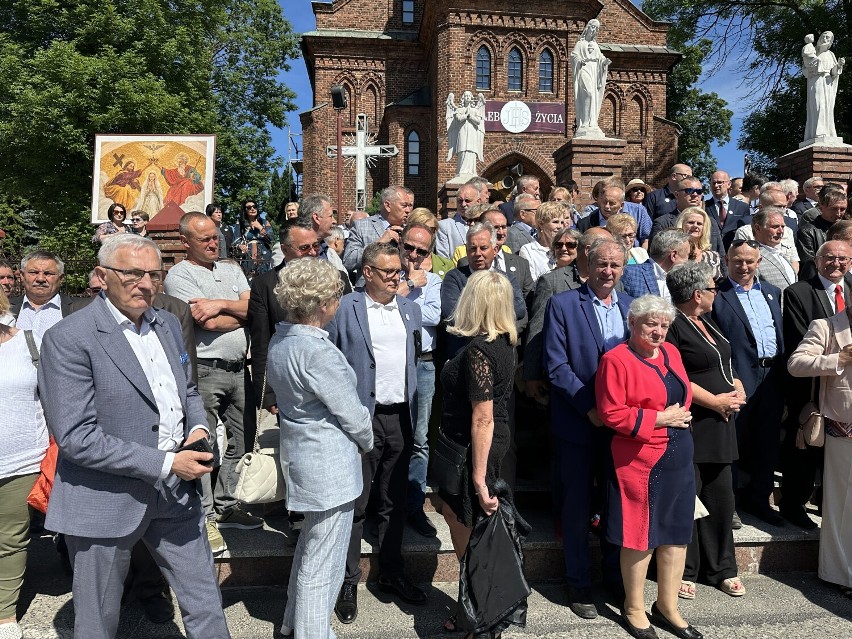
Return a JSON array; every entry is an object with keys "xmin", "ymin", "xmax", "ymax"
[{"xmin": 0, "ymin": 166, "xmax": 851, "ymax": 639}]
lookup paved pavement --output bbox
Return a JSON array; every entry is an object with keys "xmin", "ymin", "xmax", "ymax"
[{"xmin": 16, "ymin": 534, "xmax": 852, "ymax": 638}]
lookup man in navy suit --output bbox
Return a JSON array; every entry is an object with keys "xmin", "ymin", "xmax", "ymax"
[
  {"xmin": 621, "ymin": 229, "xmax": 690, "ymax": 300},
  {"xmin": 706, "ymin": 170, "xmax": 753, "ymax": 250},
  {"xmin": 543, "ymin": 237, "xmax": 632, "ymax": 618},
  {"xmin": 644, "ymin": 163, "xmax": 692, "ymax": 220},
  {"xmin": 712, "ymin": 239, "xmax": 785, "ymax": 526},
  {"xmin": 326, "ymin": 242, "xmax": 426, "ymax": 623}
]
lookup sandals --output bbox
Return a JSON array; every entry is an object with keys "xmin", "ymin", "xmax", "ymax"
[
  {"xmin": 718, "ymin": 577, "xmax": 746, "ymax": 597},
  {"xmin": 678, "ymin": 580, "xmax": 696, "ymax": 600}
]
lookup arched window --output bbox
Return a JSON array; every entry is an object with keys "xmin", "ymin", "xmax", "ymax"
[
  {"xmin": 402, "ymin": 0, "xmax": 414, "ymax": 24},
  {"xmin": 407, "ymin": 130, "xmax": 420, "ymax": 176},
  {"xmin": 539, "ymin": 49, "xmax": 553, "ymax": 92},
  {"xmin": 476, "ymin": 47, "xmax": 491, "ymax": 90},
  {"xmin": 508, "ymin": 47, "xmax": 523, "ymax": 91}
]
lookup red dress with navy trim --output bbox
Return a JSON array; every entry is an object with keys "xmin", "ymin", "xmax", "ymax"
[{"xmin": 596, "ymin": 342, "xmax": 696, "ymax": 551}]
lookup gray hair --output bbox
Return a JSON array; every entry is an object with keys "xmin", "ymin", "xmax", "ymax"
[
  {"xmin": 97, "ymin": 234, "xmax": 162, "ymax": 267},
  {"xmin": 752, "ymin": 207, "xmax": 785, "ymax": 228},
  {"xmin": 760, "ymin": 181, "xmax": 783, "ymax": 194},
  {"xmin": 628, "ymin": 295, "xmax": 676, "ymax": 323},
  {"xmin": 327, "ymin": 226, "xmax": 345, "ymax": 244},
  {"xmin": 21, "ymin": 248, "xmax": 65, "ymax": 275},
  {"xmin": 759, "ymin": 188, "xmax": 786, "ymax": 207},
  {"xmin": 516, "ymin": 175, "xmax": 539, "ymax": 193},
  {"xmin": 803, "ymin": 176, "xmax": 824, "ymax": 189},
  {"xmin": 466, "ymin": 221, "xmax": 497, "ymax": 246},
  {"xmin": 273, "ymin": 257, "xmax": 342, "ymax": 324},
  {"xmin": 380, "ymin": 185, "xmax": 413, "ymax": 207},
  {"xmin": 553, "ymin": 227, "xmax": 581, "ymax": 246},
  {"xmin": 779, "ymin": 179, "xmax": 799, "ymax": 196},
  {"xmin": 667, "ymin": 261, "xmax": 714, "ymax": 305},
  {"xmin": 513, "ymin": 192, "xmax": 537, "ymax": 215},
  {"xmin": 466, "ymin": 176, "xmax": 490, "ymax": 193},
  {"xmin": 649, "ymin": 229, "xmax": 689, "ymax": 261},
  {"xmin": 298, "ymin": 193, "xmax": 332, "ymax": 220},
  {"xmin": 361, "ymin": 241, "xmax": 400, "ymax": 270},
  {"xmin": 587, "ymin": 238, "xmax": 627, "ymax": 265}
]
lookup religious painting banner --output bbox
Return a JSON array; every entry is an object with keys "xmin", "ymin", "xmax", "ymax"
[
  {"xmin": 484, "ymin": 101, "xmax": 566, "ymax": 134},
  {"xmin": 92, "ymin": 134, "xmax": 216, "ymax": 228}
]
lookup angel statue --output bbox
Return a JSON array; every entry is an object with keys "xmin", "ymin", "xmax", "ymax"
[
  {"xmin": 446, "ymin": 91, "xmax": 486, "ymax": 178},
  {"xmin": 571, "ymin": 19, "xmax": 611, "ymax": 138}
]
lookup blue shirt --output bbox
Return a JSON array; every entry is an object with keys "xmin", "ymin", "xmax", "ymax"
[
  {"xmin": 403, "ymin": 271, "xmax": 442, "ymax": 353},
  {"xmin": 730, "ymin": 278, "xmax": 777, "ymax": 358},
  {"xmin": 592, "ymin": 201, "xmax": 653, "ymax": 244},
  {"xmin": 592, "ymin": 289, "xmax": 626, "ymax": 352}
]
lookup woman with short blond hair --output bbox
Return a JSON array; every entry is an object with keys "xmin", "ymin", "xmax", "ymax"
[
  {"xmin": 519, "ymin": 201, "xmax": 567, "ymax": 281},
  {"xmin": 607, "ymin": 213, "xmax": 649, "ymax": 264}
]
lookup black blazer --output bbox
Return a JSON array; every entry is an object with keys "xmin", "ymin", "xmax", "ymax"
[{"xmin": 705, "ymin": 197, "xmax": 751, "ymax": 250}]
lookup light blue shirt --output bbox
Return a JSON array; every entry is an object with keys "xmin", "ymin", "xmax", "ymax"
[
  {"xmin": 730, "ymin": 278, "xmax": 777, "ymax": 358},
  {"xmin": 403, "ymin": 271, "xmax": 442, "ymax": 353},
  {"xmin": 593, "ymin": 201, "xmax": 652, "ymax": 244},
  {"xmin": 592, "ymin": 289, "xmax": 626, "ymax": 352},
  {"xmin": 512, "ymin": 220, "xmax": 536, "ymax": 237},
  {"xmin": 15, "ymin": 293, "xmax": 63, "ymax": 338}
]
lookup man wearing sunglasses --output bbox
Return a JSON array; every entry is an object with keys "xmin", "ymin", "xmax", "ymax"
[
  {"xmin": 644, "ymin": 163, "xmax": 693, "ymax": 220},
  {"xmin": 712, "ymin": 238, "xmax": 785, "ymax": 527}
]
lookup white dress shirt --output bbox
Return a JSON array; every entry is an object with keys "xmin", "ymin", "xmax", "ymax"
[
  {"xmin": 15, "ymin": 293, "xmax": 63, "ymax": 337},
  {"xmin": 818, "ymin": 274, "xmax": 846, "ymax": 315},
  {"xmin": 365, "ymin": 293, "xmax": 407, "ymax": 405},
  {"xmin": 652, "ymin": 260, "xmax": 672, "ymax": 301}
]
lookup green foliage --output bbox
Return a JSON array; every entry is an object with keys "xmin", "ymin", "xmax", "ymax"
[
  {"xmin": 642, "ymin": 1, "xmax": 733, "ymax": 179},
  {"xmin": 365, "ymin": 192, "xmax": 383, "ymax": 214},
  {"xmin": 267, "ymin": 167, "xmax": 296, "ymax": 227},
  {"xmin": 0, "ymin": 0, "xmax": 299, "ymax": 238},
  {"xmin": 0, "ymin": 195, "xmax": 31, "ymax": 260}
]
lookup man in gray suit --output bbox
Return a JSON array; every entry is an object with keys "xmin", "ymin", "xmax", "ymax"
[
  {"xmin": 38, "ymin": 235, "xmax": 229, "ymax": 639},
  {"xmin": 327, "ymin": 242, "xmax": 426, "ymax": 624},
  {"xmin": 435, "ymin": 183, "xmax": 479, "ymax": 258},
  {"xmin": 753, "ymin": 207, "xmax": 797, "ymax": 296},
  {"xmin": 505, "ymin": 193, "xmax": 538, "ymax": 253},
  {"xmin": 342, "ymin": 185, "xmax": 414, "ymax": 281}
]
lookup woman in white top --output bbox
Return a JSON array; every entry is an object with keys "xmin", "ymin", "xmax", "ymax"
[
  {"xmin": 519, "ymin": 201, "xmax": 567, "ymax": 281},
  {"xmin": 0, "ymin": 288, "xmax": 48, "ymax": 639}
]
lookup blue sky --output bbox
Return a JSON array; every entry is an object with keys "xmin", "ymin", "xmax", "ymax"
[{"xmin": 273, "ymin": 1, "xmax": 749, "ymax": 182}]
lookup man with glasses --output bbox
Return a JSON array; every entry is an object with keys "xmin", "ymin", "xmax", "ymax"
[
  {"xmin": 506, "ymin": 193, "xmax": 539, "ymax": 253},
  {"xmin": 8, "ymin": 249, "xmax": 74, "ymax": 336},
  {"xmin": 436, "ymin": 183, "xmax": 480, "ymax": 258},
  {"xmin": 780, "ymin": 240, "xmax": 852, "ymax": 529},
  {"xmin": 792, "ymin": 176, "xmax": 825, "ymax": 218},
  {"xmin": 712, "ymin": 239, "xmax": 785, "ymax": 526},
  {"xmin": 327, "ymin": 242, "xmax": 426, "ymax": 623},
  {"xmin": 499, "ymin": 174, "xmax": 540, "ymax": 224},
  {"xmin": 650, "ymin": 177, "xmax": 727, "ymax": 258},
  {"xmin": 644, "ymin": 163, "xmax": 693, "ymax": 220},
  {"xmin": 165, "ymin": 212, "xmax": 261, "ymax": 549},
  {"xmin": 706, "ymin": 170, "xmax": 752, "ymax": 248},
  {"xmin": 298, "ymin": 193, "xmax": 346, "ymax": 274},
  {"xmin": 38, "ymin": 234, "xmax": 230, "ymax": 639}
]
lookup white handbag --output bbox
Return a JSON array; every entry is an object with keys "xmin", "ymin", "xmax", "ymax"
[{"xmin": 233, "ymin": 371, "xmax": 286, "ymax": 504}]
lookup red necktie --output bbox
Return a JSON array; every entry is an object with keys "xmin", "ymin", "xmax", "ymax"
[
  {"xmin": 718, "ymin": 199, "xmax": 727, "ymax": 226},
  {"xmin": 836, "ymin": 285, "xmax": 845, "ymax": 313}
]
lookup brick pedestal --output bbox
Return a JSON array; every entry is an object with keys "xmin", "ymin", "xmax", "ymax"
[
  {"xmin": 148, "ymin": 228, "xmax": 185, "ymax": 269},
  {"xmin": 554, "ymin": 137, "xmax": 628, "ymax": 208},
  {"xmin": 777, "ymin": 144, "xmax": 852, "ymax": 186}
]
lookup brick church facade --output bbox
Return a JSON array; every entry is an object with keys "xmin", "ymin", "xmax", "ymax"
[{"xmin": 299, "ymin": 0, "xmax": 681, "ymax": 212}]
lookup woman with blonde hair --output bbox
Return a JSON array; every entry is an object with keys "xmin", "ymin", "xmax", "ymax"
[
  {"xmin": 607, "ymin": 213, "xmax": 649, "ymax": 264},
  {"xmin": 437, "ymin": 270, "xmax": 518, "ymax": 638},
  {"xmin": 519, "ymin": 201, "xmax": 567, "ymax": 281},
  {"xmin": 676, "ymin": 207, "xmax": 721, "ymax": 279}
]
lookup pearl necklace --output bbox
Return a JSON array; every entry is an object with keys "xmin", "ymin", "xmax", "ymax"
[{"xmin": 677, "ymin": 310, "xmax": 736, "ymax": 387}]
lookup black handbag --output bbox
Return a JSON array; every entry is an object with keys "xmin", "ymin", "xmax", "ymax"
[{"xmin": 430, "ymin": 429, "xmax": 469, "ymax": 496}]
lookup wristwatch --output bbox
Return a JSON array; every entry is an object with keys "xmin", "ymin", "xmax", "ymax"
[{"xmin": 406, "ymin": 278, "xmax": 415, "ymax": 291}]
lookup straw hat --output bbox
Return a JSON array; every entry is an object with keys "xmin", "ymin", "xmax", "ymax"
[{"xmin": 625, "ymin": 178, "xmax": 651, "ymax": 194}]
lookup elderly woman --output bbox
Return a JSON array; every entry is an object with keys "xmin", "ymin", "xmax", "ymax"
[
  {"xmin": 665, "ymin": 262, "xmax": 747, "ymax": 601},
  {"xmin": 92, "ymin": 203, "xmax": 130, "ymax": 244},
  {"xmin": 607, "ymin": 213, "xmax": 649, "ymax": 264},
  {"xmin": 438, "ymin": 270, "xmax": 518, "ymax": 639},
  {"xmin": 0, "ymin": 288, "xmax": 49, "ymax": 639},
  {"xmin": 788, "ymin": 307, "xmax": 852, "ymax": 598},
  {"xmin": 596, "ymin": 295, "xmax": 701, "ymax": 639},
  {"xmin": 130, "ymin": 211, "xmax": 150, "ymax": 237},
  {"xmin": 551, "ymin": 227, "xmax": 581, "ymax": 269},
  {"xmin": 519, "ymin": 201, "xmax": 567, "ymax": 281},
  {"xmin": 676, "ymin": 208, "xmax": 720, "ymax": 279},
  {"xmin": 267, "ymin": 258, "xmax": 373, "ymax": 639},
  {"xmin": 625, "ymin": 179, "xmax": 651, "ymax": 205}
]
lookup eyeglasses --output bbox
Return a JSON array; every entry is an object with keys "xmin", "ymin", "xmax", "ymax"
[
  {"xmin": 287, "ymin": 241, "xmax": 322, "ymax": 253},
  {"xmin": 618, "ymin": 232, "xmax": 637, "ymax": 239},
  {"xmin": 367, "ymin": 265, "xmax": 402, "ymax": 278},
  {"xmin": 702, "ymin": 287, "xmax": 719, "ymax": 295},
  {"xmin": 678, "ymin": 187, "xmax": 704, "ymax": 196},
  {"xmin": 730, "ymin": 239, "xmax": 760, "ymax": 250},
  {"xmin": 245, "ymin": 204, "xmax": 257, "ymax": 210},
  {"xmin": 113, "ymin": 209, "xmax": 126, "ymax": 215},
  {"xmin": 819, "ymin": 255, "xmax": 852, "ymax": 264},
  {"xmin": 131, "ymin": 217, "xmax": 144, "ymax": 223},
  {"xmin": 673, "ymin": 172, "xmax": 692, "ymax": 178},
  {"xmin": 102, "ymin": 266, "xmax": 166, "ymax": 284},
  {"xmin": 554, "ymin": 241, "xmax": 579, "ymax": 249},
  {"xmin": 402, "ymin": 242, "xmax": 430, "ymax": 258},
  {"xmin": 520, "ymin": 208, "xmax": 539, "ymax": 213}
]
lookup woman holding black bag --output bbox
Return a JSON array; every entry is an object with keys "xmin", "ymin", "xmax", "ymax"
[{"xmin": 434, "ymin": 270, "xmax": 519, "ymax": 639}]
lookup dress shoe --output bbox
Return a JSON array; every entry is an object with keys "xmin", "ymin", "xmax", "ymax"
[
  {"xmin": 377, "ymin": 574, "xmax": 428, "ymax": 605},
  {"xmin": 740, "ymin": 501, "xmax": 785, "ymax": 527},
  {"xmin": 566, "ymin": 586, "xmax": 597, "ymax": 619},
  {"xmin": 731, "ymin": 511, "xmax": 743, "ymax": 530},
  {"xmin": 649, "ymin": 602, "xmax": 703, "ymax": 639},
  {"xmin": 407, "ymin": 510, "xmax": 438, "ymax": 537},
  {"xmin": 335, "ymin": 582, "xmax": 358, "ymax": 624},
  {"xmin": 780, "ymin": 508, "xmax": 818, "ymax": 530},
  {"xmin": 141, "ymin": 593, "xmax": 175, "ymax": 624},
  {"xmin": 620, "ymin": 608, "xmax": 658, "ymax": 639}
]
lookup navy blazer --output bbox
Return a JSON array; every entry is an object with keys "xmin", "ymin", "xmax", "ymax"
[
  {"xmin": 705, "ymin": 197, "xmax": 752, "ymax": 250},
  {"xmin": 621, "ymin": 261, "xmax": 660, "ymax": 298},
  {"xmin": 325, "ymin": 291, "xmax": 421, "ymax": 425},
  {"xmin": 543, "ymin": 284, "xmax": 633, "ymax": 445},
  {"xmin": 711, "ymin": 278, "xmax": 784, "ymax": 398}
]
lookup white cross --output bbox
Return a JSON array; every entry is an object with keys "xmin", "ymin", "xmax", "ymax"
[{"xmin": 327, "ymin": 114, "xmax": 399, "ymax": 211}]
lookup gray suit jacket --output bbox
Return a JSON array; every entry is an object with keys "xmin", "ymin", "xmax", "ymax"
[
  {"xmin": 267, "ymin": 323, "xmax": 373, "ymax": 512},
  {"xmin": 756, "ymin": 246, "xmax": 796, "ymax": 296},
  {"xmin": 342, "ymin": 213, "xmax": 388, "ymax": 277},
  {"xmin": 39, "ymin": 295, "xmax": 205, "ymax": 538},
  {"xmin": 435, "ymin": 215, "xmax": 468, "ymax": 258},
  {"xmin": 506, "ymin": 223, "xmax": 535, "ymax": 254},
  {"xmin": 325, "ymin": 291, "xmax": 422, "ymax": 425}
]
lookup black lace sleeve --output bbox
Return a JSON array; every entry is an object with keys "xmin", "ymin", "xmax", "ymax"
[{"xmin": 465, "ymin": 342, "xmax": 494, "ymax": 403}]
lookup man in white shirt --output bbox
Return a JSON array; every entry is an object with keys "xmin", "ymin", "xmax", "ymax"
[
  {"xmin": 753, "ymin": 208, "xmax": 798, "ymax": 295},
  {"xmin": 8, "ymin": 250, "xmax": 74, "ymax": 336}
]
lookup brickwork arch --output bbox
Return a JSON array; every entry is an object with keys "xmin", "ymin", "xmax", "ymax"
[{"xmin": 481, "ymin": 145, "xmax": 556, "ymax": 185}]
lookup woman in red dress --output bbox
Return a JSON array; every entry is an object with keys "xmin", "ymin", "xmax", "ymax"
[{"xmin": 597, "ymin": 295, "xmax": 702, "ymax": 639}]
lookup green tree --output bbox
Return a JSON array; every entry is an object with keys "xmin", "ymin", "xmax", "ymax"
[
  {"xmin": 643, "ymin": 1, "xmax": 733, "ymax": 179},
  {"xmin": 0, "ymin": 0, "xmax": 299, "ymax": 234}
]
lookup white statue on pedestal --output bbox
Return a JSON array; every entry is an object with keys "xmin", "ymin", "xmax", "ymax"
[
  {"xmin": 571, "ymin": 19, "xmax": 611, "ymax": 139},
  {"xmin": 801, "ymin": 31, "xmax": 846, "ymax": 147},
  {"xmin": 446, "ymin": 91, "xmax": 486, "ymax": 178}
]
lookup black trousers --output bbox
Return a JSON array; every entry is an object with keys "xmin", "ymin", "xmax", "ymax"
[
  {"xmin": 780, "ymin": 409, "xmax": 825, "ymax": 513},
  {"xmin": 344, "ymin": 404, "xmax": 413, "ymax": 584},
  {"xmin": 684, "ymin": 463, "xmax": 737, "ymax": 585}
]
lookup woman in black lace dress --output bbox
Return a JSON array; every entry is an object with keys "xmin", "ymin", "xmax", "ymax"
[{"xmin": 438, "ymin": 270, "xmax": 518, "ymax": 638}]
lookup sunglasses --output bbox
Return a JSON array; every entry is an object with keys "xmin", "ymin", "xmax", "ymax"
[
  {"xmin": 702, "ymin": 287, "xmax": 719, "ymax": 295},
  {"xmin": 131, "ymin": 217, "xmax": 144, "ymax": 223},
  {"xmin": 402, "ymin": 242, "xmax": 430, "ymax": 258},
  {"xmin": 678, "ymin": 187, "xmax": 704, "ymax": 196},
  {"xmin": 368, "ymin": 265, "xmax": 403, "ymax": 278},
  {"xmin": 730, "ymin": 239, "xmax": 760, "ymax": 250},
  {"xmin": 245, "ymin": 204, "xmax": 257, "ymax": 210},
  {"xmin": 288, "ymin": 241, "xmax": 322, "ymax": 253},
  {"xmin": 553, "ymin": 241, "xmax": 579, "ymax": 249}
]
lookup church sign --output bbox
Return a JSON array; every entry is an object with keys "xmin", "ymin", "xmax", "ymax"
[{"xmin": 484, "ymin": 100, "xmax": 566, "ymax": 134}]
